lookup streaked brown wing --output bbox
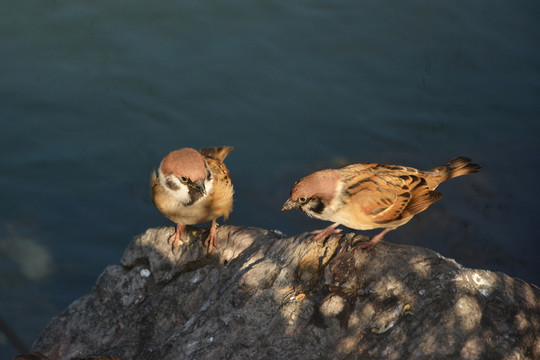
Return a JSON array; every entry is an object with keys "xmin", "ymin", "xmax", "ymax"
[
  {"xmin": 343, "ymin": 170, "xmax": 441, "ymax": 224},
  {"xmin": 203, "ymin": 155, "xmax": 234, "ymax": 219},
  {"xmin": 396, "ymin": 174, "xmax": 442, "ymax": 217},
  {"xmin": 204, "ymin": 156, "xmax": 232, "ymax": 186}
]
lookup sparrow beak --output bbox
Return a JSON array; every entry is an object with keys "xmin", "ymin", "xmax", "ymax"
[
  {"xmin": 281, "ymin": 199, "xmax": 297, "ymax": 211},
  {"xmin": 192, "ymin": 179, "xmax": 206, "ymax": 195}
]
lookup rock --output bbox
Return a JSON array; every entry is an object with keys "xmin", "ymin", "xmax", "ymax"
[{"xmin": 29, "ymin": 226, "xmax": 539, "ymax": 360}]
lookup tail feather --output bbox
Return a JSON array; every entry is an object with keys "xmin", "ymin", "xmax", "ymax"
[
  {"xmin": 199, "ymin": 146, "xmax": 234, "ymax": 162},
  {"xmin": 428, "ymin": 157, "xmax": 481, "ymax": 189}
]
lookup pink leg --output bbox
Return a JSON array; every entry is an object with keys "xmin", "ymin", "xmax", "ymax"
[
  {"xmin": 311, "ymin": 223, "xmax": 342, "ymax": 242},
  {"xmin": 357, "ymin": 228, "xmax": 391, "ymax": 251},
  {"xmin": 169, "ymin": 224, "xmax": 186, "ymax": 254},
  {"xmin": 204, "ymin": 219, "xmax": 218, "ymax": 253}
]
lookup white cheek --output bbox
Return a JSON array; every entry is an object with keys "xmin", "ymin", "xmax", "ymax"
[
  {"xmin": 326, "ymin": 181, "xmax": 343, "ymax": 213},
  {"xmin": 169, "ymin": 184, "xmax": 191, "ymax": 204},
  {"xmin": 319, "ymin": 206, "xmax": 334, "ymax": 219},
  {"xmin": 159, "ymin": 171, "xmax": 191, "ymax": 204},
  {"xmin": 304, "ymin": 183, "xmax": 342, "ymax": 221},
  {"xmin": 302, "ymin": 202, "xmax": 327, "ymax": 221}
]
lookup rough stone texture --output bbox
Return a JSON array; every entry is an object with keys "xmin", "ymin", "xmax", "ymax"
[{"xmin": 31, "ymin": 226, "xmax": 539, "ymax": 360}]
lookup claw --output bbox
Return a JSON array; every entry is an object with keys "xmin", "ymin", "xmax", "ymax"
[
  {"xmin": 169, "ymin": 224, "xmax": 186, "ymax": 254},
  {"xmin": 310, "ymin": 223, "xmax": 342, "ymax": 242},
  {"xmin": 357, "ymin": 228, "xmax": 391, "ymax": 251}
]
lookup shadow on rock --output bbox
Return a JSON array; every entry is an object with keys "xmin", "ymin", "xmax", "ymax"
[{"xmin": 28, "ymin": 225, "xmax": 539, "ymax": 360}]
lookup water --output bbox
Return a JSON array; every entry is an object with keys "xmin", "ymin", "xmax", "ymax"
[{"xmin": 1, "ymin": 0, "xmax": 539, "ymax": 355}]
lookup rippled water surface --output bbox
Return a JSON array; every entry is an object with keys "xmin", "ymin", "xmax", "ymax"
[{"xmin": 1, "ymin": 0, "xmax": 539, "ymax": 355}]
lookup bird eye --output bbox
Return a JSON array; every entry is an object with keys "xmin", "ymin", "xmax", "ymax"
[
  {"xmin": 180, "ymin": 176, "xmax": 188, "ymax": 183},
  {"xmin": 298, "ymin": 196, "xmax": 307, "ymax": 203}
]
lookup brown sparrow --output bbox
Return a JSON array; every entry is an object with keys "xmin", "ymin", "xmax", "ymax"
[
  {"xmin": 151, "ymin": 146, "xmax": 234, "ymax": 253},
  {"xmin": 282, "ymin": 157, "xmax": 480, "ymax": 250}
]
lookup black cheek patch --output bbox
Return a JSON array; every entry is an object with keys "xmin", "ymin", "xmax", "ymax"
[
  {"xmin": 166, "ymin": 179, "xmax": 179, "ymax": 191},
  {"xmin": 309, "ymin": 199, "xmax": 326, "ymax": 214}
]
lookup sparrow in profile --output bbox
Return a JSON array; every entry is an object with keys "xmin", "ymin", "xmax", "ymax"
[
  {"xmin": 151, "ymin": 146, "xmax": 234, "ymax": 253},
  {"xmin": 282, "ymin": 157, "xmax": 480, "ymax": 250}
]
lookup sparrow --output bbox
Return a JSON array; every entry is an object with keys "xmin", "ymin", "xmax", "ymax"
[
  {"xmin": 282, "ymin": 157, "xmax": 480, "ymax": 250},
  {"xmin": 151, "ymin": 146, "xmax": 234, "ymax": 253}
]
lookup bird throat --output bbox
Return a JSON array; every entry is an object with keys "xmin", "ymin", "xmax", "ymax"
[{"xmin": 186, "ymin": 186, "xmax": 205, "ymax": 206}]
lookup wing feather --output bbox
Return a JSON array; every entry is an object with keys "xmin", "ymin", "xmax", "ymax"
[
  {"xmin": 204, "ymin": 156, "xmax": 234, "ymax": 219},
  {"xmin": 199, "ymin": 146, "xmax": 234, "ymax": 162},
  {"xmin": 340, "ymin": 166, "xmax": 441, "ymax": 225}
]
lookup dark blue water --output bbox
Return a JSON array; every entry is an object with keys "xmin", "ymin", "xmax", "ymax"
[{"xmin": 1, "ymin": 0, "xmax": 539, "ymax": 355}]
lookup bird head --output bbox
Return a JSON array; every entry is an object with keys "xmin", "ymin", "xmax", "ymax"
[
  {"xmin": 282, "ymin": 169, "xmax": 340, "ymax": 215},
  {"xmin": 159, "ymin": 148, "xmax": 209, "ymax": 205}
]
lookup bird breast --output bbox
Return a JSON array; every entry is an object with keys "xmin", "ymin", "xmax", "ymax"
[{"xmin": 152, "ymin": 171, "xmax": 215, "ymax": 225}]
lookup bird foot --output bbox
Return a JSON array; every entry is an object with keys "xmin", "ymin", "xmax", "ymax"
[
  {"xmin": 168, "ymin": 224, "xmax": 186, "ymax": 254},
  {"xmin": 311, "ymin": 223, "xmax": 342, "ymax": 242},
  {"xmin": 356, "ymin": 237, "xmax": 379, "ymax": 251},
  {"xmin": 204, "ymin": 220, "xmax": 218, "ymax": 253},
  {"xmin": 356, "ymin": 228, "xmax": 391, "ymax": 251}
]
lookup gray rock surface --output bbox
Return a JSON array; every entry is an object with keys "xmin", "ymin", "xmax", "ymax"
[{"xmin": 31, "ymin": 225, "xmax": 539, "ymax": 359}]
